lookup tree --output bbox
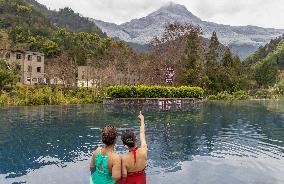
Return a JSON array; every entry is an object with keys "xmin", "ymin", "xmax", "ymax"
[
  {"xmin": 0, "ymin": 29, "xmax": 11, "ymax": 49},
  {"xmin": 183, "ymin": 27, "xmax": 207, "ymax": 87},
  {"xmin": 0, "ymin": 59, "xmax": 18, "ymax": 90},
  {"xmin": 222, "ymin": 48, "xmax": 234, "ymax": 67},
  {"xmin": 207, "ymin": 31, "xmax": 219, "ymax": 66},
  {"xmin": 41, "ymin": 39, "xmax": 60, "ymax": 57},
  {"xmin": 253, "ymin": 40, "xmax": 284, "ymax": 87},
  {"xmin": 254, "ymin": 58, "xmax": 278, "ymax": 87}
]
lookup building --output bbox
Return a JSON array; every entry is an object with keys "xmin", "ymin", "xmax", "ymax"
[{"xmin": 0, "ymin": 50, "xmax": 46, "ymax": 85}]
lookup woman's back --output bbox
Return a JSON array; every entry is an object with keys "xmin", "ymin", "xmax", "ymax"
[
  {"xmin": 122, "ymin": 147, "xmax": 147, "ymax": 173},
  {"xmin": 121, "ymin": 112, "xmax": 147, "ymax": 184},
  {"xmin": 91, "ymin": 149, "xmax": 114, "ymax": 184},
  {"xmin": 90, "ymin": 125, "xmax": 121, "ymax": 184}
]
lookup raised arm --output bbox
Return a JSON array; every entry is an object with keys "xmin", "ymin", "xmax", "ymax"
[{"xmin": 138, "ymin": 111, "xmax": 147, "ymax": 149}]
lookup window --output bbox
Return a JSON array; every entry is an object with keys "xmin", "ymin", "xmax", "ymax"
[
  {"xmin": 28, "ymin": 66, "xmax": 32, "ymax": 72},
  {"xmin": 37, "ymin": 56, "xmax": 41, "ymax": 62},
  {"xmin": 27, "ymin": 77, "xmax": 31, "ymax": 82},
  {"xmin": 28, "ymin": 55, "xmax": 32, "ymax": 61},
  {"xmin": 37, "ymin": 67, "xmax": 41, "ymax": 73},
  {"xmin": 16, "ymin": 54, "xmax": 22, "ymax": 60}
]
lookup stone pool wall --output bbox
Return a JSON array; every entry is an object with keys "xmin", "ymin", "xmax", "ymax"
[{"xmin": 103, "ymin": 98, "xmax": 203, "ymax": 107}]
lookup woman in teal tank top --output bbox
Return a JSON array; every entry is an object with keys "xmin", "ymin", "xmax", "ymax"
[
  {"xmin": 90, "ymin": 125, "xmax": 121, "ymax": 184},
  {"xmin": 90, "ymin": 149, "xmax": 114, "ymax": 184}
]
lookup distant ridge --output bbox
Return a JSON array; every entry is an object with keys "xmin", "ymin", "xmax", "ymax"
[
  {"xmin": 25, "ymin": 0, "xmax": 105, "ymax": 36},
  {"xmin": 93, "ymin": 2, "xmax": 284, "ymax": 58}
]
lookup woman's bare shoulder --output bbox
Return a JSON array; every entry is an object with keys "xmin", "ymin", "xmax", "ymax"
[
  {"xmin": 138, "ymin": 147, "xmax": 148, "ymax": 153},
  {"xmin": 92, "ymin": 147, "xmax": 102, "ymax": 157},
  {"xmin": 109, "ymin": 152, "xmax": 122, "ymax": 165}
]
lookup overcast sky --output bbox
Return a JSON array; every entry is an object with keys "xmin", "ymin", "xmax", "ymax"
[{"xmin": 36, "ymin": 0, "xmax": 284, "ymax": 29}]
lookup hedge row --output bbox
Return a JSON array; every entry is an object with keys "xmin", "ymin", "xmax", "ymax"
[
  {"xmin": 105, "ymin": 86, "xmax": 204, "ymax": 98},
  {"xmin": 0, "ymin": 86, "xmax": 101, "ymax": 106}
]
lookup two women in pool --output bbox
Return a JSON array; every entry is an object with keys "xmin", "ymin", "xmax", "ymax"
[{"xmin": 90, "ymin": 111, "xmax": 147, "ymax": 184}]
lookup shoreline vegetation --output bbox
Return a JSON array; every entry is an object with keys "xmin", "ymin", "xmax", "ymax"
[{"xmin": 0, "ymin": 84, "xmax": 283, "ymax": 106}]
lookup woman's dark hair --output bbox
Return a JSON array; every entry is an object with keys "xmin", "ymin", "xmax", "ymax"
[
  {"xmin": 122, "ymin": 129, "xmax": 136, "ymax": 148},
  {"xmin": 101, "ymin": 125, "xmax": 117, "ymax": 146}
]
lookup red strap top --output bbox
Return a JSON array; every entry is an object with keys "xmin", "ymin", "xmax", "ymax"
[{"xmin": 130, "ymin": 146, "xmax": 139, "ymax": 164}]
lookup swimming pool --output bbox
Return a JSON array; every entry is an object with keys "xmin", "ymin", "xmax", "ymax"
[{"xmin": 0, "ymin": 100, "xmax": 284, "ymax": 184}]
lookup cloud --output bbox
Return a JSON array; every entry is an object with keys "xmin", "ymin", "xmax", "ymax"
[
  {"xmin": 36, "ymin": 0, "xmax": 284, "ymax": 29},
  {"xmin": 187, "ymin": 0, "xmax": 284, "ymax": 28},
  {"xmin": 37, "ymin": 0, "xmax": 168, "ymax": 24}
]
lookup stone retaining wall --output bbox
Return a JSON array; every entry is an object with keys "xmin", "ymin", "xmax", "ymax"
[{"xmin": 103, "ymin": 98, "xmax": 203, "ymax": 107}]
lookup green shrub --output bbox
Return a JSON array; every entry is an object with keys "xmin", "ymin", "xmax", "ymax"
[
  {"xmin": 274, "ymin": 80, "xmax": 284, "ymax": 95},
  {"xmin": 105, "ymin": 86, "xmax": 204, "ymax": 98},
  {"xmin": 254, "ymin": 89, "xmax": 275, "ymax": 99},
  {"xmin": 207, "ymin": 91, "xmax": 233, "ymax": 100},
  {"xmin": 232, "ymin": 91, "xmax": 251, "ymax": 100},
  {"xmin": 0, "ymin": 91, "xmax": 11, "ymax": 105},
  {"xmin": 0, "ymin": 86, "xmax": 102, "ymax": 106}
]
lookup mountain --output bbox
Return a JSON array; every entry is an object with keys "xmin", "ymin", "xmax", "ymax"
[
  {"xmin": 24, "ymin": 0, "xmax": 105, "ymax": 36},
  {"xmin": 93, "ymin": 2, "xmax": 284, "ymax": 58},
  {"xmin": 244, "ymin": 35, "xmax": 284, "ymax": 68},
  {"xmin": 241, "ymin": 35, "xmax": 284, "ymax": 87},
  {"xmin": 0, "ymin": 0, "xmax": 129, "ymax": 66}
]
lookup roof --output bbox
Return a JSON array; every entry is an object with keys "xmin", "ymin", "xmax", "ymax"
[{"xmin": 0, "ymin": 49, "xmax": 44, "ymax": 56}]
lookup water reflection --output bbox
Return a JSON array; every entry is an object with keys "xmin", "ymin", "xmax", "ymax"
[{"xmin": 0, "ymin": 100, "xmax": 284, "ymax": 184}]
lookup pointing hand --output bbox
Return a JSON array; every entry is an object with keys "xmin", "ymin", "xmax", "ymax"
[{"xmin": 138, "ymin": 111, "xmax": 144, "ymax": 122}]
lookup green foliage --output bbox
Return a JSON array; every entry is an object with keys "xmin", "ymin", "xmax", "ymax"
[
  {"xmin": 16, "ymin": 4, "xmax": 32, "ymax": 16},
  {"xmin": 1, "ymin": 0, "xmax": 114, "ymax": 63},
  {"xmin": 182, "ymin": 27, "xmax": 207, "ymax": 87},
  {"xmin": 254, "ymin": 89, "xmax": 275, "ymax": 99},
  {"xmin": 50, "ymin": 7, "xmax": 105, "ymax": 36},
  {"xmin": 41, "ymin": 39, "xmax": 60, "ymax": 57},
  {"xmin": 222, "ymin": 48, "xmax": 234, "ymax": 67},
  {"xmin": 244, "ymin": 35, "xmax": 284, "ymax": 66},
  {"xmin": 247, "ymin": 37, "xmax": 284, "ymax": 88},
  {"xmin": 207, "ymin": 91, "xmax": 233, "ymax": 100},
  {"xmin": 232, "ymin": 91, "xmax": 251, "ymax": 100},
  {"xmin": 54, "ymin": 29, "xmax": 110, "ymax": 64},
  {"xmin": 0, "ymin": 59, "xmax": 18, "ymax": 90},
  {"xmin": 0, "ymin": 91, "xmax": 10, "ymax": 105},
  {"xmin": 0, "ymin": 17, "xmax": 10, "ymax": 28},
  {"xmin": 207, "ymin": 31, "xmax": 219, "ymax": 65},
  {"xmin": 24, "ymin": 0, "xmax": 105, "ymax": 35},
  {"xmin": 206, "ymin": 47, "xmax": 246, "ymax": 94},
  {"xmin": 184, "ymin": 28, "xmax": 202, "ymax": 68},
  {"xmin": 274, "ymin": 80, "xmax": 284, "ymax": 95},
  {"xmin": 254, "ymin": 58, "xmax": 278, "ymax": 87},
  {"xmin": 207, "ymin": 91, "xmax": 250, "ymax": 100},
  {"xmin": 0, "ymin": 86, "xmax": 102, "ymax": 106},
  {"xmin": 105, "ymin": 86, "xmax": 204, "ymax": 98}
]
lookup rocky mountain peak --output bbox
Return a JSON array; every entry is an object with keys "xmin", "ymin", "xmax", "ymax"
[
  {"xmin": 150, "ymin": 2, "xmax": 201, "ymax": 22},
  {"xmin": 159, "ymin": 2, "xmax": 188, "ymax": 12},
  {"xmin": 93, "ymin": 2, "xmax": 284, "ymax": 58}
]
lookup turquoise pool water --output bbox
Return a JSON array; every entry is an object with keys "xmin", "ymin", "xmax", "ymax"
[{"xmin": 0, "ymin": 100, "xmax": 284, "ymax": 184}]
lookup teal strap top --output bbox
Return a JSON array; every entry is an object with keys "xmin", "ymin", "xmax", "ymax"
[{"xmin": 90, "ymin": 149, "xmax": 115, "ymax": 184}]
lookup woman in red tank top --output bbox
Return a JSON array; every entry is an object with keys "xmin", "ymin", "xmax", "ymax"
[{"xmin": 120, "ymin": 112, "xmax": 147, "ymax": 184}]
